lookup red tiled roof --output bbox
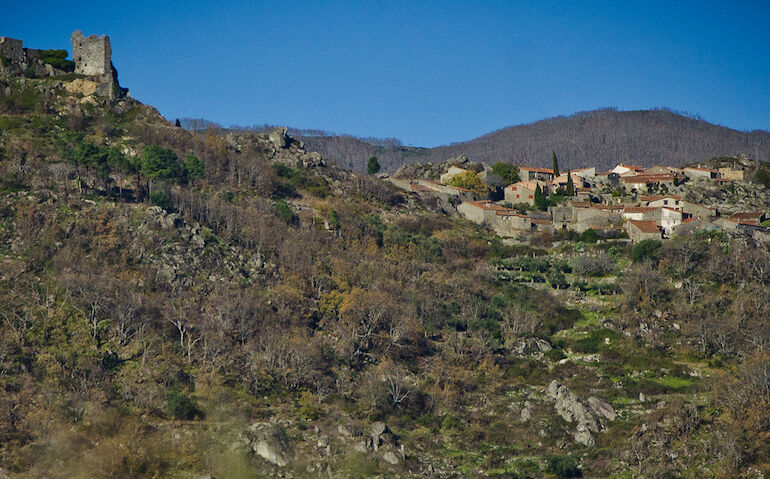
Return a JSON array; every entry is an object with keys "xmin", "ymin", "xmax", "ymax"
[
  {"xmin": 464, "ymin": 200, "xmax": 506, "ymax": 211},
  {"xmin": 628, "ymin": 220, "xmax": 660, "ymax": 233},
  {"xmin": 682, "ymin": 217, "xmax": 698, "ymax": 224},
  {"xmin": 661, "ymin": 207, "xmax": 683, "ymax": 214},
  {"xmin": 639, "ymin": 195, "xmax": 683, "ymax": 201},
  {"xmin": 496, "ymin": 211, "xmax": 528, "ymax": 218},
  {"xmin": 519, "ymin": 166, "xmax": 554, "ymax": 174},
  {"xmin": 730, "ymin": 211, "xmax": 764, "ymax": 219}
]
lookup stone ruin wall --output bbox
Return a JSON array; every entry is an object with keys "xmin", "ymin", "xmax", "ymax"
[{"xmin": 71, "ymin": 30, "xmax": 112, "ymax": 77}]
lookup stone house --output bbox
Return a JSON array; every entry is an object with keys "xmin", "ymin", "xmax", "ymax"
[
  {"xmin": 718, "ymin": 167, "xmax": 745, "ymax": 181},
  {"xmin": 626, "ymin": 220, "xmax": 662, "ymax": 242},
  {"xmin": 684, "ymin": 167, "xmax": 719, "ymax": 180},
  {"xmin": 519, "ymin": 166, "xmax": 555, "ymax": 182},
  {"xmin": 728, "ymin": 211, "xmax": 766, "ymax": 226},
  {"xmin": 572, "ymin": 167, "xmax": 596, "ymax": 179},
  {"xmin": 681, "ymin": 201, "xmax": 716, "ymax": 219},
  {"xmin": 593, "ymin": 172, "xmax": 621, "ymax": 189},
  {"xmin": 621, "ymin": 173, "xmax": 680, "ymax": 193},
  {"xmin": 639, "ymin": 195, "xmax": 683, "ymax": 210},
  {"xmin": 491, "ymin": 211, "xmax": 532, "ymax": 237},
  {"xmin": 621, "ymin": 206, "xmax": 657, "ymax": 221},
  {"xmin": 504, "ymin": 180, "xmax": 545, "ymax": 205},
  {"xmin": 551, "ymin": 171, "xmax": 589, "ymax": 192},
  {"xmin": 457, "ymin": 200, "xmax": 507, "ymax": 225},
  {"xmin": 611, "ymin": 164, "xmax": 645, "ymax": 176}
]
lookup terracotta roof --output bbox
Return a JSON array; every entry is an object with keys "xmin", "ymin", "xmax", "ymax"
[
  {"xmin": 463, "ymin": 200, "xmax": 506, "ymax": 211},
  {"xmin": 730, "ymin": 211, "xmax": 764, "ymax": 220},
  {"xmin": 496, "ymin": 211, "xmax": 528, "ymax": 218},
  {"xmin": 591, "ymin": 204, "xmax": 624, "ymax": 211},
  {"xmin": 628, "ymin": 220, "xmax": 660, "ymax": 233},
  {"xmin": 661, "ymin": 207, "xmax": 684, "ymax": 214},
  {"xmin": 519, "ymin": 166, "xmax": 554, "ymax": 174},
  {"xmin": 682, "ymin": 217, "xmax": 698, "ymax": 224},
  {"xmin": 506, "ymin": 180, "xmax": 543, "ymax": 191},
  {"xmin": 639, "ymin": 195, "xmax": 683, "ymax": 201}
]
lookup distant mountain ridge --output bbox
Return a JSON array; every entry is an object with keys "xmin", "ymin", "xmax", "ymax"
[{"xmin": 294, "ymin": 108, "xmax": 770, "ymax": 173}]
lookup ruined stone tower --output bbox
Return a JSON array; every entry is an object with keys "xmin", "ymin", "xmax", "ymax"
[{"xmin": 71, "ymin": 30, "xmax": 112, "ymax": 77}]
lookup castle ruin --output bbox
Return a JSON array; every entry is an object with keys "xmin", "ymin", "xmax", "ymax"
[
  {"xmin": 71, "ymin": 30, "xmax": 112, "ymax": 77},
  {"xmin": 0, "ymin": 31, "xmax": 125, "ymax": 100}
]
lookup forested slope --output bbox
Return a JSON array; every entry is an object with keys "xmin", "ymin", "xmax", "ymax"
[
  {"xmin": 298, "ymin": 109, "xmax": 770, "ymax": 173},
  {"xmin": 1, "ymin": 76, "xmax": 769, "ymax": 478}
]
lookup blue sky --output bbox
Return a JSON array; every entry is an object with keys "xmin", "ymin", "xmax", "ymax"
[{"xmin": 3, "ymin": 1, "xmax": 769, "ymax": 146}]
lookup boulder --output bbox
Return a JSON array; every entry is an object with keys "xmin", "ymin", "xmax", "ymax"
[
  {"xmin": 244, "ymin": 422, "xmax": 293, "ymax": 467},
  {"xmin": 546, "ymin": 380, "xmax": 612, "ymax": 447},
  {"xmin": 371, "ymin": 421, "xmax": 387, "ymax": 437},
  {"xmin": 382, "ymin": 447, "xmax": 405, "ymax": 465},
  {"xmin": 269, "ymin": 127, "xmax": 288, "ymax": 149},
  {"xmin": 338, "ymin": 423, "xmax": 363, "ymax": 438},
  {"xmin": 588, "ymin": 396, "xmax": 616, "ymax": 421},
  {"xmin": 513, "ymin": 337, "xmax": 552, "ymax": 356}
]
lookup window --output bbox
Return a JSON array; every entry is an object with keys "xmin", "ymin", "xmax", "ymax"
[
  {"xmin": 528, "ymin": 195, "xmax": 533, "ymax": 199},
  {"xmin": 516, "ymin": 194, "xmax": 520, "ymax": 199}
]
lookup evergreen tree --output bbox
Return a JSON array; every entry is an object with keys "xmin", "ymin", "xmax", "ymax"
[
  {"xmin": 566, "ymin": 169, "xmax": 575, "ymax": 196},
  {"xmin": 534, "ymin": 184, "xmax": 548, "ymax": 210},
  {"xmin": 175, "ymin": 118, "xmax": 182, "ymax": 128},
  {"xmin": 367, "ymin": 156, "xmax": 381, "ymax": 175},
  {"xmin": 552, "ymin": 152, "xmax": 560, "ymax": 177}
]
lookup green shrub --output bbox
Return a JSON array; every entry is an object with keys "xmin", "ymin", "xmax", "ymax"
[
  {"xmin": 546, "ymin": 454, "xmax": 581, "ymax": 478},
  {"xmin": 275, "ymin": 200, "xmax": 296, "ymax": 224},
  {"xmin": 579, "ymin": 229, "xmax": 598, "ymax": 243},
  {"xmin": 38, "ymin": 49, "xmax": 75, "ymax": 72},
  {"xmin": 631, "ymin": 239, "xmax": 661, "ymax": 263},
  {"xmin": 149, "ymin": 191, "xmax": 172, "ymax": 210},
  {"xmin": 166, "ymin": 389, "xmax": 204, "ymax": 420}
]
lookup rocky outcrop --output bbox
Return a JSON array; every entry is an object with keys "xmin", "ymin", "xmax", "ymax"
[
  {"xmin": 269, "ymin": 127, "xmax": 289, "ymax": 149},
  {"xmin": 546, "ymin": 380, "xmax": 616, "ymax": 447},
  {"xmin": 512, "ymin": 337, "xmax": 552, "ymax": 357},
  {"xmin": 243, "ymin": 422, "xmax": 293, "ymax": 467}
]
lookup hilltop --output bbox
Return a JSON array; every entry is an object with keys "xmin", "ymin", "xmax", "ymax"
[{"xmin": 294, "ymin": 108, "xmax": 770, "ymax": 173}]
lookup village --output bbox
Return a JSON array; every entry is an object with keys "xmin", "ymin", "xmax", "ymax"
[{"xmin": 387, "ymin": 158, "xmax": 769, "ymax": 243}]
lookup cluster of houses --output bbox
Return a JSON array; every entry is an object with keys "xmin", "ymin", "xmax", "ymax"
[{"xmin": 387, "ymin": 161, "xmax": 767, "ymax": 243}]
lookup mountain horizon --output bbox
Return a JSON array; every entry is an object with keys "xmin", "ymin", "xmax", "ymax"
[{"xmin": 199, "ymin": 107, "xmax": 770, "ymax": 173}]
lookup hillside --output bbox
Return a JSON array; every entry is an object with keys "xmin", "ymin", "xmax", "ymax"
[
  {"xmin": 1, "ymin": 36, "xmax": 770, "ymax": 478},
  {"xmin": 298, "ymin": 109, "xmax": 770, "ymax": 173}
]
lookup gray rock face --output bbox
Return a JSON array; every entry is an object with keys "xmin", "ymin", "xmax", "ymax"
[
  {"xmin": 338, "ymin": 423, "xmax": 363, "ymax": 438},
  {"xmin": 588, "ymin": 396, "xmax": 617, "ymax": 421},
  {"xmin": 546, "ymin": 380, "xmax": 615, "ymax": 447},
  {"xmin": 382, "ymin": 447, "xmax": 405, "ymax": 465},
  {"xmin": 513, "ymin": 337, "xmax": 552, "ymax": 356},
  {"xmin": 269, "ymin": 127, "xmax": 288, "ymax": 149},
  {"xmin": 244, "ymin": 422, "xmax": 293, "ymax": 467}
]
